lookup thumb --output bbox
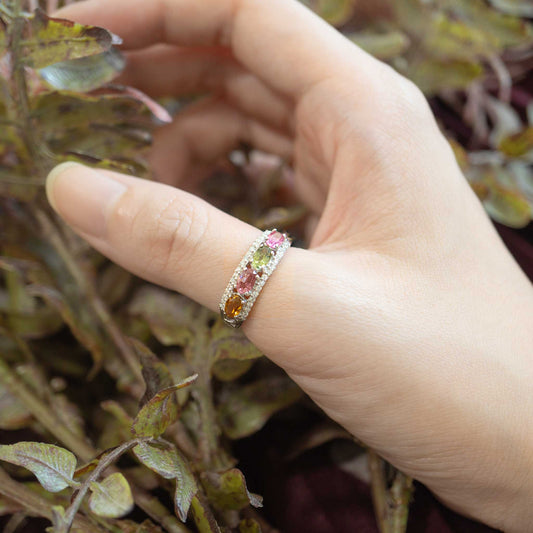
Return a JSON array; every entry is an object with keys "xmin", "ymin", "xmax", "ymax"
[{"xmin": 45, "ymin": 162, "xmax": 308, "ymax": 353}]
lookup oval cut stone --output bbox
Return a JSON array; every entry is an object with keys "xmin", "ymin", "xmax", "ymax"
[
  {"xmin": 266, "ymin": 230, "xmax": 285, "ymax": 248},
  {"xmin": 251, "ymin": 245, "xmax": 272, "ymax": 270},
  {"xmin": 225, "ymin": 294, "xmax": 243, "ymax": 318},
  {"xmin": 236, "ymin": 267, "xmax": 257, "ymax": 295}
]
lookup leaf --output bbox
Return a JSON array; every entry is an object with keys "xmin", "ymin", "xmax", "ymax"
[
  {"xmin": 21, "ymin": 9, "xmax": 119, "ymax": 69},
  {"xmin": 131, "ymin": 339, "xmax": 175, "ymax": 407},
  {"xmin": 128, "ymin": 287, "xmax": 199, "ymax": 348},
  {"xmin": 212, "ymin": 359, "xmax": 254, "ymax": 381},
  {"xmin": 39, "ymin": 48, "xmax": 125, "ymax": 92},
  {"xmin": 89, "ymin": 472, "xmax": 134, "ymax": 518},
  {"xmin": 499, "ymin": 127, "xmax": 533, "ymax": 158},
  {"xmin": 0, "ymin": 442, "xmax": 77, "ymax": 492},
  {"xmin": 115, "ymin": 519, "xmax": 165, "ymax": 533},
  {"xmin": 0, "ymin": 382, "xmax": 32, "ymax": 430},
  {"xmin": 201, "ymin": 468, "xmax": 262, "ymax": 511},
  {"xmin": 218, "ymin": 377, "xmax": 303, "ymax": 439},
  {"xmin": 484, "ymin": 184, "xmax": 532, "ymax": 228},
  {"xmin": 131, "ymin": 375, "xmax": 198, "ymax": 438},
  {"xmin": 190, "ymin": 495, "xmax": 222, "ymax": 533},
  {"xmin": 133, "ymin": 440, "xmax": 198, "ymax": 522},
  {"xmin": 239, "ymin": 519, "xmax": 262, "ymax": 533},
  {"xmin": 348, "ymin": 31, "xmax": 411, "ymax": 60},
  {"xmin": 210, "ymin": 326, "xmax": 263, "ymax": 362},
  {"xmin": 489, "ymin": 0, "xmax": 533, "ymax": 16},
  {"xmin": 406, "ymin": 58, "xmax": 484, "ymax": 94},
  {"xmin": 311, "ymin": 0, "xmax": 357, "ymax": 26}
]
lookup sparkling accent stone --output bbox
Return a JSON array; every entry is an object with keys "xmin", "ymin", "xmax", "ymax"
[
  {"xmin": 225, "ymin": 295, "xmax": 243, "ymax": 318},
  {"xmin": 236, "ymin": 267, "xmax": 257, "ymax": 295},
  {"xmin": 251, "ymin": 245, "xmax": 272, "ymax": 270},
  {"xmin": 266, "ymin": 230, "xmax": 285, "ymax": 248}
]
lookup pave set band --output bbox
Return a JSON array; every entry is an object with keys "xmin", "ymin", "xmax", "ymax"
[{"xmin": 219, "ymin": 229, "xmax": 292, "ymax": 328}]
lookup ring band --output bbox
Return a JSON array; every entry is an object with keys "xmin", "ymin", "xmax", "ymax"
[{"xmin": 220, "ymin": 229, "xmax": 292, "ymax": 328}]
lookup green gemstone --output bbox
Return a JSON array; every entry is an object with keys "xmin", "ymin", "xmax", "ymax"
[{"xmin": 251, "ymin": 245, "xmax": 272, "ymax": 269}]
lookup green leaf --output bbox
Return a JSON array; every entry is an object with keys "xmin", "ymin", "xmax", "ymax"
[
  {"xmin": 132, "ymin": 440, "xmax": 198, "ymax": 522},
  {"xmin": 131, "ymin": 375, "xmax": 198, "ymax": 438},
  {"xmin": 218, "ymin": 377, "xmax": 303, "ymax": 439},
  {"xmin": 201, "ymin": 468, "xmax": 262, "ymax": 511},
  {"xmin": 499, "ymin": 127, "xmax": 533, "ymax": 158},
  {"xmin": 484, "ymin": 184, "xmax": 532, "ymax": 228},
  {"xmin": 348, "ymin": 31, "xmax": 411, "ymax": 60},
  {"xmin": 311, "ymin": 0, "xmax": 356, "ymax": 26},
  {"xmin": 21, "ymin": 9, "xmax": 118, "ymax": 69},
  {"xmin": 210, "ymin": 327, "xmax": 263, "ymax": 363},
  {"xmin": 212, "ymin": 359, "xmax": 254, "ymax": 381},
  {"xmin": 128, "ymin": 287, "xmax": 199, "ymax": 347},
  {"xmin": 131, "ymin": 339, "xmax": 175, "ymax": 407},
  {"xmin": 489, "ymin": 0, "xmax": 533, "ymax": 16},
  {"xmin": 39, "ymin": 48, "xmax": 125, "ymax": 92},
  {"xmin": 0, "ymin": 442, "xmax": 77, "ymax": 492},
  {"xmin": 239, "ymin": 519, "xmax": 262, "ymax": 533},
  {"xmin": 190, "ymin": 495, "xmax": 222, "ymax": 533},
  {"xmin": 89, "ymin": 472, "xmax": 134, "ymax": 518}
]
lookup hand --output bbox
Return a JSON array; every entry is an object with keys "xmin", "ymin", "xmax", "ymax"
[{"xmin": 49, "ymin": 1, "xmax": 533, "ymax": 530}]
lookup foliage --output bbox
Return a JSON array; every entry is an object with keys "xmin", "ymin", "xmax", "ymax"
[{"xmin": 0, "ymin": 1, "xmax": 531, "ymax": 533}]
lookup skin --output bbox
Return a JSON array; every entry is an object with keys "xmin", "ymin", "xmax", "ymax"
[{"xmin": 47, "ymin": 1, "xmax": 533, "ymax": 530}]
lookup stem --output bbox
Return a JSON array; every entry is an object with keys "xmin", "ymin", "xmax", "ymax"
[
  {"xmin": 35, "ymin": 209, "xmax": 144, "ymax": 390},
  {"xmin": 0, "ymin": 357, "xmax": 96, "ymax": 462},
  {"xmin": 367, "ymin": 450, "xmax": 414, "ymax": 533},
  {"xmin": 0, "ymin": 467, "xmax": 108, "ymax": 533},
  {"xmin": 61, "ymin": 440, "xmax": 141, "ymax": 533}
]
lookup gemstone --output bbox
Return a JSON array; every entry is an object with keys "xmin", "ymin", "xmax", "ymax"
[
  {"xmin": 266, "ymin": 230, "xmax": 285, "ymax": 248},
  {"xmin": 236, "ymin": 267, "xmax": 257, "ymax": 295},
  {"xmin": 225, "ymin": 294, "xmax": 243, "ymax": 318},
  {"xmin": 251, "ymin": 245, "xmax": 272, "ymax": 270}
]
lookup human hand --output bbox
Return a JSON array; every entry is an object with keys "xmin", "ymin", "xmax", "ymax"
[{"xmin": 48, "ymin": 1, "xmax": 533, "ymax": 530}]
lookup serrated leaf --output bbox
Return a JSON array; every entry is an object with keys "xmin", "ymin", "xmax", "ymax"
[
  {"xmin": 21, "ymin": 9, "xmax": 119, "ymax": 69},
  {"xmin": 89, "ymin": 472, "xmax": 134, "ymax": 518},
  {"xmin": 39, "ymin": 48, "xmax": 125, "ymax": 92},
  {"xmin": 201, "ymin": 468, "xmax": 262, "ymax": 511},
  {"xmin": 132, "ymin": 440, "xmax": 198, "ymax": 521},
  {"xmin": 131, "ymin": 375, "xmax": 198, "ymax": 438},
  {"xmin": 0, "ymin": 442, "xmax": 76, "ymax": 492},
  {"xmin": 218, "ymin": 377, "xmax": 303, "ymax": 439}
]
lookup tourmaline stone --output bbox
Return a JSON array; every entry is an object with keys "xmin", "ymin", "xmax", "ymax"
[
  {"xmin": 251, "ymin": 245, "xmax": 272, "ymax": 270},
  {"xmin": 266, "ymin": 230, "xmax": 285, "ymax": 248},
  {"xmin": 225, "ymin": 294, "xmax": 243, "ymax": 318},
  {"xmin": 236, "ymin": 267, "xmax": 257, "ymax": 295}
]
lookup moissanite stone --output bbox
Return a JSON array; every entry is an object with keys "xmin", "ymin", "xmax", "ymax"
[
  {"xmin": 266, "ymin": 230, "xmax": 285, "ymax": 248},
  {"xmin": 225, "ymin": 294, "xmax": 243, "ymax": 318},
  {"xmin": 236, "ymin": 267, "xmax": 257, "ymax": 295},
  {"xmin": 251, "ymin": 245, "xmax": 272, "ymax": 270}
]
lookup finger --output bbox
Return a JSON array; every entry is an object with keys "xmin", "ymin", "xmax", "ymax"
[
  {"xmin": 56, "ymin": 0, "xmax": 382, "ymax": 100},
  {"xmin": 45, "ymin": 162, "xmax": 310, "ymax": 352},
  {"xmin": 149, "ymin": 97, "xmax": 293, "ymax": 186},
  {"xmin": 120, "ymin": 45, "xmax": 294, "ymax": 134}
]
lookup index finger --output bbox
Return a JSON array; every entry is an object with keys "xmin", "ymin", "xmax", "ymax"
[{"xmin": 56, "ymin": 0, "xmax": 381, "ymax": 99}]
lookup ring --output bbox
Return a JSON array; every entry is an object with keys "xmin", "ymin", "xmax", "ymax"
[{"xmin": 220, "ymin": 229, "xmax": 292, "ymax": 328}]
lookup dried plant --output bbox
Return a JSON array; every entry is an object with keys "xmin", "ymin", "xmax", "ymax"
[{"xmin": 0, "ymin": 1, "xmax": 532, "ymax": 532}]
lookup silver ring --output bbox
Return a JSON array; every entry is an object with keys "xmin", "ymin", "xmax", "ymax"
[{"xmin": 219, "ymin": 229, "xmax": 292, "ymax": 328}]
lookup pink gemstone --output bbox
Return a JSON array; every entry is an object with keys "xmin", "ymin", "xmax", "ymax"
[
  {"xmin": 236, "ymin": 268, "xmax": 257, "ymax": 295},
  {"xmin": 266, "ymin": 231, "xmax": 285, "ymax": 248}
]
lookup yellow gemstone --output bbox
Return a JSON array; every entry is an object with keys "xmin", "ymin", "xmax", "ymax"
[{"xmin": 225, "ymin": 294, "xmax": 243, "ymax": 318}]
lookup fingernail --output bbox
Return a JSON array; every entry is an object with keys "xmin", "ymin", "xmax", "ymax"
[{"xmin": 46, "ymin": 162, "xmax": 127, "ymax": 238}]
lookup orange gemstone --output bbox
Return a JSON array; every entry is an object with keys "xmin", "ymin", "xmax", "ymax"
[{"xmin": 225, "ymin": 294, "xmax": 243, "ymax": 318}]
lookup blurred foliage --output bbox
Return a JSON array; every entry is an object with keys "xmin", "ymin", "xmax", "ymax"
[{"xmin": 0, "ymin": 0, "xmax": 532, "ymax": 533}]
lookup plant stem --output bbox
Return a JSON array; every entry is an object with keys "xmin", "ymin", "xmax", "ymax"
[
  {"xmin": 0, "ymin": 467, "xmax": 108, "ymax": 533},
  {"xmin": 367, "ymin": 450, "xmax": 414, "ymax": 533},
  {"xmin": 60, "ymin": 439, "xmax": 141, "ymax": 533},
  {"xmin": 0, "ymin": 357, "xmax": 96, "ymax": 461}
]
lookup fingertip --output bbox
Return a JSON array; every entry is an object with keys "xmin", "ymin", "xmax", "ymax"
[{"xmin": 45, "ymin": 162, "xmax": 85, "ymax": 212}]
